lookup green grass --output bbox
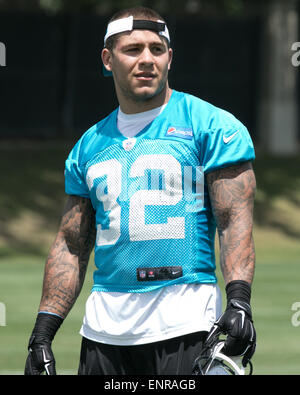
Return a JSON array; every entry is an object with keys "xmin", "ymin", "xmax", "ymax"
[
  {"xmin": 215, "ymin": 261, "xmax": 300, "ymax": 375},
  {"xmin": 251, "ymin": 261, "xmax": 300, "ymax": 375},
  {"xmin": 0, "ymin": 143, "xmax": 300, "ymax": 375},
  {"xmin": 0, "ymin": 255, "xmax": 94, "ymax": 374}
]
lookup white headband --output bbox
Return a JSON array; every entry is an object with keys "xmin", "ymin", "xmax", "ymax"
[{"xmin": 104, "ymin": 16, "xmax": 170, "ymax": 46}]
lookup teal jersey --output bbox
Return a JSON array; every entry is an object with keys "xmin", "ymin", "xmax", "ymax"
[{"xmin": 65, "ymin": 90, "xmax": 255, "ymax": 293}]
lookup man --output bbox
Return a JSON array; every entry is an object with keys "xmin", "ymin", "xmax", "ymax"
[{"xmin": 25, "ymin": 6, "xmax": 256, "ymax": 375}]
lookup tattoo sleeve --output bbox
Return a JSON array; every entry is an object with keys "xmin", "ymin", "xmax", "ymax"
[
  {"xmin": 38, "ymin": 195, "xmax": 96, "ymax": 318},
  {"xmin": 206, "ymin": 161, "xmax": 256, "ymax": 285}
]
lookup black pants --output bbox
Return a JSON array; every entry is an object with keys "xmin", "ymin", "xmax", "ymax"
[{"xmin": 78, "ymin": 331, "xmax": 208, "ymax": 375}]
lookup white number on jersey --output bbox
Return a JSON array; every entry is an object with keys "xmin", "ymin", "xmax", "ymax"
[{"xmin": 86, "ymin": 154, "xmax": 185, "ymax": 246}]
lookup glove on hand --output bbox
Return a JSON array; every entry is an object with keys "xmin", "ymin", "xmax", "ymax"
[
  {"xmin": 25, "ymin": 338, "xmax": 56, "ymax": 375},
  {"xmin": 24, "ymin": 313, "xmax": 63, "ymax": 375},
  {"xmin": 215, "ymin": 280, "xmax": 256, "ymax": 367}
]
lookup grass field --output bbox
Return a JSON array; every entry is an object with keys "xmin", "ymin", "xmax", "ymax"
[{"xmin": 0, "ymin": 142, "xmax": 300, "ymax": 375}]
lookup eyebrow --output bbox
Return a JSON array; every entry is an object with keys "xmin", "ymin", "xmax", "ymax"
[{"xmin": 120, "ymin": 41, "xmax": 166, "ymax": 50}]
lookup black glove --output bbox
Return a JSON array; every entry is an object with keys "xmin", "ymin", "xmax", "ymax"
[
  {"xmin": 24, "ymin": 313, "xmax": 63, "ymax": 375},
  {"xmin": 215, "ymin": 280, "xmax": 256, "ymax": 367}
]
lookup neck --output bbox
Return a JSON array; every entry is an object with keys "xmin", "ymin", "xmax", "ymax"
[{"xmin": 118, "ymin": 84, "xmax": 172, "ymax": 114}]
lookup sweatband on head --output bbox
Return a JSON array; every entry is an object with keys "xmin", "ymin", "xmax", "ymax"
[{"xmin": 104, "ymin": 15, "xmax": 170, "ymax": 46}]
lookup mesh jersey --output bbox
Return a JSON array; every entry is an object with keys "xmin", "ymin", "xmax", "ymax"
[{"xmin": 65, "ymin": 90, "xmax": 255, "ymax": 293}]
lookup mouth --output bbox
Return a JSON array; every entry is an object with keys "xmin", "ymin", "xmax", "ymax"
[{"xmin": 135, "ymin": 72, "xmax": 156, "ymax": 81}]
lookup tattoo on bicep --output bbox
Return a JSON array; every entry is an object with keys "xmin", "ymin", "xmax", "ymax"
[
  {"xmin": 39, "ymin": 196, "xmax": 96, "ymax": 317},
  {"xmin": 206, "ymin": 162, "xmax": 256, "ymax": 284}
]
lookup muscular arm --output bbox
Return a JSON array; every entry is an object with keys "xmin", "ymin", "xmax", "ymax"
[
  {"xmin": 206, "ymin": 161, "xmax": 256, "ymax": 285},
  {"xmin": 38, "ymin": 195, "xmax": 96, "ymax": 318}
]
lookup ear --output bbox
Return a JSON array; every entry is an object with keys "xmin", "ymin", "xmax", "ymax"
[
  {"xmin": 168, "ymin": 47, "xmax": 173, "ymax": 71},
  {"xmin": 101, "ymin": 48, "xmax": 113, "ymax": 73}
]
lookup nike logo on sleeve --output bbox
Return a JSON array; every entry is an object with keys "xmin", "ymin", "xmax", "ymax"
[{"xmin": 223, "ymin": 130, "xmax": 239, "ymax": 143}]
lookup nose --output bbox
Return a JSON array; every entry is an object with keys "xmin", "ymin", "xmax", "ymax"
[{"xmin": 138, "ymin": 47, "xmax": 154, "ymax": 67}]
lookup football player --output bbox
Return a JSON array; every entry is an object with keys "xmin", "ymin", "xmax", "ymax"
[{"xmin": 25, "ymin": 6, "xmax": 256, "ymax": 375}]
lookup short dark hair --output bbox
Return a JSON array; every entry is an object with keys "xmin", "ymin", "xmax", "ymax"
[{"xmin": 105, "ymin": 6, "xmax": 168, "ymax": 51}]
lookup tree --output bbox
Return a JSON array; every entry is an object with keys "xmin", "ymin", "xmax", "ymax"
[{"xmin": 0, "ymin": 0, "xmax": 274, "ymax": 16}]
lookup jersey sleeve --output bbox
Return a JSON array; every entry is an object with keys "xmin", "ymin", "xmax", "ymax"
[
  {"xmin": 200, "ymin": 115, "xmax": 255, "ymax": 174},
  {"xmin": 64, "ymin": 138, "xmax": 90, "ymax": 198}
]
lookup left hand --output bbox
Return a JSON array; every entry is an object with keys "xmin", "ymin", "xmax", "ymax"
[{"xmin": 214, "ymin": 298, "xmax": 256, "ymax": 367}]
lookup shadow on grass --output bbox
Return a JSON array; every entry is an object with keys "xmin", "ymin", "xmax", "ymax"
[
  {"xmin": 0, "ymin": 142, "xmax": 73, "ymax": 257},
  {"xmin": 253, "ymin": 154, "xmax": 300, "ymax": 239}
]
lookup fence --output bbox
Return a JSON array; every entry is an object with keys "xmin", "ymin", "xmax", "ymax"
[{"xmin": 0, "ymin": 11, "xmax": 295, "ymax": 143}]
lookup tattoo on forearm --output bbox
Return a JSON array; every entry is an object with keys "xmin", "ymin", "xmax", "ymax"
[
  {"xmin": 206, "ymin": 162, "xmax": 256, "ymax": 285},
  {"xmin": 39, "ymin": 196, "xmax": 96, "ymax": 317}
]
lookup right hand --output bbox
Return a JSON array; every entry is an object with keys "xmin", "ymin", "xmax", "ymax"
[
  {"xmin": 25, "ymin": 336, "xmax": 56, "ymax": 375},
  {"xmin": 24, "ymin": 312, "xmax": 63, "ymax": 375}
]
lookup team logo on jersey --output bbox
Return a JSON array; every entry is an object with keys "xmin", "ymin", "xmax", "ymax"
[
  {"xmin": 165, "ymin": 126, "xmax": 193, "ymax": 140},
  {"xmin": 122, "ymin": 137, "xmax": 137, "ymax": 151}
]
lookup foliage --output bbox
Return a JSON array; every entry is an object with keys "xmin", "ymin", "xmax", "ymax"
[{"xmin": 0, "ymin": 0, "xmax": 273, "ymax": 16}]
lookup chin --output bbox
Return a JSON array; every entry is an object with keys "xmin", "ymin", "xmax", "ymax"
[
  {"xmin": 132, "ymin": 85, "xmax": 164, "ymax": 102},
  {"xmin": 135, "ymin": 90, "xmax": 156, "ymax": 101}
]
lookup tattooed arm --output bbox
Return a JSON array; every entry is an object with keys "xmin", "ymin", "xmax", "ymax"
[
  {"xmin": 24, "ymin": 195, "xmax": 96, "ymax": 375},
  {"xmin": 205, "ymin": 162, "xmax": 257, "ymax": 363},
  {"xmin": 206, "ymin": 161, "xmax": 256, "ymax": 285},
  {"xmin": 38, "ymin": 195, "xmax": 96, "ymax": 318}
]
